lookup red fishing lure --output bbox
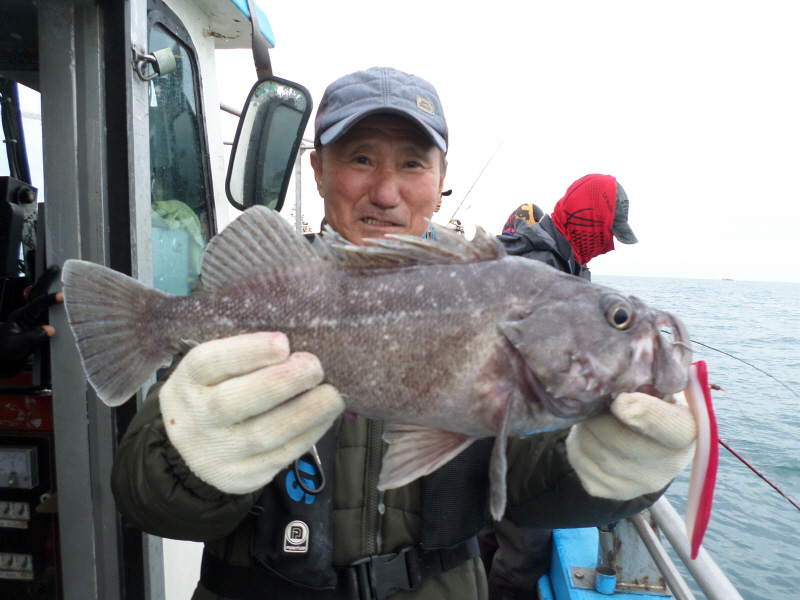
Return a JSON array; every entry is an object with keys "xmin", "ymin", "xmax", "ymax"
[{"xmin": 683, "ymin": 360, "xmax": 719, "ymax": 560}]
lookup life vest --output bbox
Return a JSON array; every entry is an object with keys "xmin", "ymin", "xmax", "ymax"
[{"xmin": 200, "ymin": 426, "xmax": 493, "ymax": 599}]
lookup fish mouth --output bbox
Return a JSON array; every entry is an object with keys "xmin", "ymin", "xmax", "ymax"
[
  {"xmin": 632, "ymin": 384, "xmax": 665, "ymax": 399},
  {"xmin": 652, "ymin": 311, "xmax": 693, "ymax": 393}
]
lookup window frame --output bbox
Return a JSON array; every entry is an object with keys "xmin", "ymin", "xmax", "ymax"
[{"xmin": 146, "ymin": 0, "xmax": 217, "ymax": 237}]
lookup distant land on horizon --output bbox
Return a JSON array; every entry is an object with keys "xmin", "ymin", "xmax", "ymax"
[{"xmin": 594, "ymin": 273, "xmax": 800, "ymax": 285}]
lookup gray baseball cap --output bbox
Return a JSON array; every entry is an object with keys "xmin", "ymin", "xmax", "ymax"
[
  {"xmin": 314, "ymin": 67, "xmax": 448, "ymax": 152},
  {"xmin": 611, "ymin": 182, "xmax": 638, "ymax": 244}
]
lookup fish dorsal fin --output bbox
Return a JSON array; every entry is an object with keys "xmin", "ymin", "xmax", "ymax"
[
  {"xmin": 349, "ymin": 223, "xmax": 507, "ymax": 267},
  {"xmin": 312, "ymin": 221, "xmax": 506, "ymax": 269},
  {"xmin": 377, "ymin": 423, "xmax": 476, "ymax": 491},
  {"xmin": 202, "ymin": 209, "xmax": 507, "ymax": 292},
  {"xmin": 201, "ymin": 206, "xmax": 322, "ymax": 292}
]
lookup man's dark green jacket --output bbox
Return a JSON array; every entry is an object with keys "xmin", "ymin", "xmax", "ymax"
[{"xmin": 111, "ymin": 366, "xmax": 661, "ymax": 600}]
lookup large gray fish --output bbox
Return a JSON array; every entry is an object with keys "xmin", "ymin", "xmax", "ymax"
[{"xmin": 62, "ymin": 206, "xmax": 692, "ymax": 518}]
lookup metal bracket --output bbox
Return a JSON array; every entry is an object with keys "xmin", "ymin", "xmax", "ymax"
[
  {"xmin": 570, "ymin": 566, "xmax": 599, "ymax": 591},
  {"xmin": 570, "ymin": 565, "xmax": 670, "ymax": 595},
  {"xmin": 133, "ymin": 47, "xmax": 177, "ymax": 81},
  {"xmin": 246, "ymin": 0, "xmax": 272, "ymax": 78}
]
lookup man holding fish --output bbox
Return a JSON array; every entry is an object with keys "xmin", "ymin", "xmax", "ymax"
[{"xmin": 105, "ymin": 67, "xmax": 698, "ymax": 600}]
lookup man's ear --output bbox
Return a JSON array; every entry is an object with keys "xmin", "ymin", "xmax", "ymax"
[
  {"xmin": 438, "ymin": 154, "xmax": 447, "ymax": 195},
  {"xmin": 310, "ymin": 150, "xmax": 324, "ymax": 197}
]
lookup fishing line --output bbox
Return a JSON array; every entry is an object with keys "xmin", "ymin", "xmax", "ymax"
[
  {"xmin": 663, "ymin": 331, "xmax": 800, "ymax": 508},
  {"xmin": 719, "ymin": 438, "xmax": 800, "ymax": 514},
  {"xmin": 711, "ymin": 384, "xmax": 764, "ymax": 451},
  {"xmin": 678, "ymin": 339, "xmax": 800, "ymax": 512},
  {"xmin": 660, "ymin": 331, "xmax": 800, "ymax": 401},
  {"xmin": 691, "ymin": 338, "xmax": 799, "ymax": 401},
  {"xmin": 449, "ymin": 142, "xmax": 503, "ymax": 222}
]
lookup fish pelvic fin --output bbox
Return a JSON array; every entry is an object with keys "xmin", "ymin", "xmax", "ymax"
[
  {"xmin": 62, "ymin": 260, "xmax": 174, "ymax": 407},
  {"xmin": 200, "ymin": 207, "xmax": 507, "ymax": 293},
  {"xmin": 377, "ymin": 423, "xmax": 476, "ymax": 491}
]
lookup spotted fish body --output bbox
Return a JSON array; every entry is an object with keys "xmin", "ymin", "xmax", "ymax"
[{"xmin": 62, "ymin": 206, "xmax": 693, "ymax": 519}]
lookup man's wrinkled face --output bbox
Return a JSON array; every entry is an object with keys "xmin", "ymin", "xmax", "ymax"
[{"xmin": 311, "ymin": 114, "xmax": 446, "ymax": 246}]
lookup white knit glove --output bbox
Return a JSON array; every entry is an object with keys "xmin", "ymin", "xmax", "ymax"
[
  {"xmin": 566, "ymin": 392, "xmax": 697, "ymax": 500},
  {"xmin": 161, "ymin": 332, "xmax": 344, "ymax": 494}
]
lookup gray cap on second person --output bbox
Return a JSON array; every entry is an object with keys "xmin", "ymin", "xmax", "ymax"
[
  {"xmin": 314, "ymin": 67, "xmax": 448, "ymax": 152},
  {"xmin": 611, "ymin": 182, "xmax": 638, "ymax": 244}
]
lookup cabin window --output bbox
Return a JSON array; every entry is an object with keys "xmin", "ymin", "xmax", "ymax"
[
  {"xmin": 147, "ymin": 15, "xmax": 214, "ymax": 296},
  {"xmin": 0, "ymin": 81, "xmax": 43, "ymax": 190}
]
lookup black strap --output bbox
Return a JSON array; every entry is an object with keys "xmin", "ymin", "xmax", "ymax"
[
  {"xmin": 200, "ymin": 536, "xmax": 480, "ymax": 600},
  {"xmin": 202, "ymin": 551, "xmax": 339, "ymax": 600},
  {"xmin": 339, "ymin": 536, "xmax": 480, "ymax": 600}
]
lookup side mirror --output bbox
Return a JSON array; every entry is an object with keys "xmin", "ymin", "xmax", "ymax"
[{"xmin": 226, "ymin": 77, "xmax": 312, "ymax": 213}]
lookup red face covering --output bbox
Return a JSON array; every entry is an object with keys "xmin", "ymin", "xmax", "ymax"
[{"xmin": 550, "ymin": 174, "xmax": 617, "ymax": 266}]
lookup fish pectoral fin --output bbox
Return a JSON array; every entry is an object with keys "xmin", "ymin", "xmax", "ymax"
[
  {"xmin": 489, "ymin": 394, "xmax": 514, "ymax": 521},
  {"xmin": 377, "ymin": 423, "xmax": 476, "ymax": 491}
]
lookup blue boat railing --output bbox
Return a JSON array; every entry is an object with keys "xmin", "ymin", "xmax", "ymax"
[{"xmin": 648, "ymin": 496, "xmax": 744, "ymax": 600}]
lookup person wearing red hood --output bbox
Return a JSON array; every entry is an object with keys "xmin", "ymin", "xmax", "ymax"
[
  {"xmin": 484, "ymin": 174, "xmax": 638, "ymax": 599},
  {"xmin": 498, "ymin": 174, "xmax": 637, "ymax": 281}
]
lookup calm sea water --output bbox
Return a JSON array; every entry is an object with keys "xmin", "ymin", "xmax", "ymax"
[{"xmin": 594, "ymin": 275, "xmax": 800, "ymax": 600}]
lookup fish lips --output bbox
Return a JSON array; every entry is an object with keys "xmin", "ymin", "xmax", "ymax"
[{"xmin": 652, "ymin": 311, "xmax": 693, "ymax": 393}]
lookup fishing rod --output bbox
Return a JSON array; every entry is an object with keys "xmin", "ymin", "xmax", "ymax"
[
  {"xmin": 449, "ymin": 142, "xmax": 503, "ymax": 222},
  {"xmin": 718, "ymin": 438, "xmax": 800, "ymax": 514},
  {"xmin": 712, "ymin": 381, "xmax": 800, "ymax": 515},
  {"xmin": 674, "ymin": 337, "xmax": 800, "ymax": 512}
]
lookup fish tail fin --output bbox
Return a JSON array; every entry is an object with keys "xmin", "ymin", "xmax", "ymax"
[{"xmin": 62, "ymin": 259, "xmax": 174, "ymax": 407}]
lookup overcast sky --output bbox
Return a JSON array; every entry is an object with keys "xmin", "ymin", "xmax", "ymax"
[{"xmin": 215, "ymin": 1, "xmax": 800, "ymax": 283}]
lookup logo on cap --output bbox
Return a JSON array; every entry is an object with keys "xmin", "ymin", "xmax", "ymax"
[
  {"xmin": 283, "ymin": 520, "xmax": 309, "ymax": 554},
  {"xmin": 416, "ymin": 95, "xmax": 435, "ymax": 116}
]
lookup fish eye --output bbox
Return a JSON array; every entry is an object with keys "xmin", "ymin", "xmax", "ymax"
[{"xmin": 602, "ymin": 295, "xmax": 634, "ymax": 330}]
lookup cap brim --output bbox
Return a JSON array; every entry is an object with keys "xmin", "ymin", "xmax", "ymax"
[
  {"xmin": 319, "ymin": 107, "xmax": 447, "ymax": 153},
  {"xmin": 612, "ymin": 221, "xmax": 638, "ymax": 244}
]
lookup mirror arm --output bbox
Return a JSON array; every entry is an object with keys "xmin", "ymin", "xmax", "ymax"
[{"xmin": 247, "ymin": 0, "xmax": 273, "ymax": 79}]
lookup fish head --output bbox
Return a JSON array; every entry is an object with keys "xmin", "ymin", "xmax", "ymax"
[{"xmin": 498, "ymin": 287, "xmax": 692, "ymax": 418}]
